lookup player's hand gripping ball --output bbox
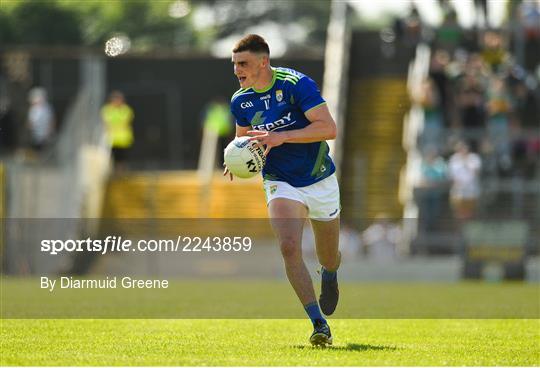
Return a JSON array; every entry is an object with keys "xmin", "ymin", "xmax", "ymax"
[{"xmin": 223, "ymin": 136, "xmax": 266, "ymax": 178}]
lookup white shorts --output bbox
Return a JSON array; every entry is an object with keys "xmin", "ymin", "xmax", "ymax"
[{"xmin": 263, "ymin": 174, "xmax": 341, "ymax": 221}]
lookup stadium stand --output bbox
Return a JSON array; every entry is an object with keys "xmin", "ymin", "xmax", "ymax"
[{"xmin": 402, "ymin": 27, "xmax": 539, "ymax": 258}]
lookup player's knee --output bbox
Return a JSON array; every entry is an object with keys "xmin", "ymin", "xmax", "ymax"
[{"xmin": 279, "ymin": 237, "xmax": 301, "ymax": 260}]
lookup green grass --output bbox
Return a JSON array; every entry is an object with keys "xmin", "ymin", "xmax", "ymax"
[
  {"xmin": 1, "ymin": 319, "xmax": 539, "ymax": 365},
  {"xmin": 2, "ymin": 278, "xmax": 539, "ymax": 318},
  {"xmin": 1, "ymin": 279, "xmax": 539, "ymax": 365}
]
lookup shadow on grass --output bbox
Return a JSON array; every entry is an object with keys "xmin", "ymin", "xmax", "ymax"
[{"xmin": 293, "ymin": 343, "xmax": 397, "ymax": 352}]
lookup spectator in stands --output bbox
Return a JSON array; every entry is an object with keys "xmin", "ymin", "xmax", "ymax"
[
  {"xmin": 480, "ymin": 31, "xmax": 509, "ymax": 72},
  {"xmin": 485, "ymin": 76, "xmax": 514, "ymax": 173},
  {"xmin": 101, "ymin": 91, "xmax": 134, "ymax": 170},
  {"xmin": 429, "ymin": 49, "xmax": 452, "ymax": 126},
  {"xmin": 448, "ymin": 141, "xmax": 482, "ymax": 220},
  {"xmin": 434, "ymin": 9, "xmax": 463, "ymax": 54},
  {"xmin": 518, "ymin": 0, "xmax": 540, "ymax": 38},
  {"xmin": 393, "ymin": 4, "xmax": 424, "ymax": 50},
  {"xmin": 403, "ymin": 4, "xmax": 423, "ymax": 48},
  {"xmin": 416, "ymin": 146, "xmax": 449, "ymax": 232},
  {"xmin": 517, "ymin": 0, "xmax": 540, "ymax": 72},
  {"xmin": 506, "ymin": 64, "xmax": 540, "ymax": 129},
  {"xmin": 27, "ymin": 87, "xmax": 55, "ymax": 153},
  {"xmin": 362, "ymin": 214, "xmax": 403, "ymax": 262},
  {"xmin": 467, "ymin": 52, "xmax": 490, "ymax": 81},
  {"xmin": 412, "ymin": 78, "xmax": 444, "ymax": 151},
  {"xmin": 509, "ymin": 125, "xmax": 530, "ymax": 177},
  {"xmin": 456, "ymin": 67, "xmax": 486, "ymax": 146}
]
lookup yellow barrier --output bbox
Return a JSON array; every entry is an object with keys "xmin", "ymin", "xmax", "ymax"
[
  {"xmin": 101, "ymin": 171, "xmax": 273, "ymax": 237},
  {"xmin": 103, "ymin": 171, "xmax": 268, "ymax": 219}
]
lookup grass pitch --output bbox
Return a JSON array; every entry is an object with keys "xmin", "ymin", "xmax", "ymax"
[
  {"xmin": 1, "ymin": 319, "xmax": 539, "ymax": 365},
  {"xmin": 1, "ymin": 279, "xmax": 539, "ymax": 365},
  {"xmin": 2, "ymin": 279, "xmax": 538, "ymax": 318}
]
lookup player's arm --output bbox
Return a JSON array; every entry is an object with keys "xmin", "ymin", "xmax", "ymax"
[
  {"xmin": 247, "ymin": 104, "xmax": 336, "ymax": 155},
  {"xmin": 280, "ymin": 103, "xmax": 336, "ymax": 143}
]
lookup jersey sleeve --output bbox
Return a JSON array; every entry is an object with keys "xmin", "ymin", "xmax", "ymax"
[
  {"xmin": 230, "ymin": 101, "xmax": 250, "ymax": 127},
  {"xmin": 293, "ymin": 76, "xmax": 326, "ymax": 113}
]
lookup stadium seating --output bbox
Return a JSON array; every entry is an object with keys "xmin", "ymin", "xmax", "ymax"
[{"xmin": 342, "ymin": 78, "xmax": 410, "ymax": 222}]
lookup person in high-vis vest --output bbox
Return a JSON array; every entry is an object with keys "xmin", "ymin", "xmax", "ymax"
[
  {"xmin": 101, "ymin": 91, "xmax": 134, "ymax": 167},
  {"xmin": 198, "ymin": 97, "xmax": 233, "ymax": 177},
  {"xmin": 203, "ymin": 98, "xmax": 233, "ymax": 138}
]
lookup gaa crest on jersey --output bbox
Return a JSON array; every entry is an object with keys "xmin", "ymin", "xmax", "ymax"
[
  {"xmin": 270, "ymin": 185, "xmax": 277, "ymax": 195},
  {"xmin": 276, "ymin": 90, "xmax": 283, "ymax": 102}
]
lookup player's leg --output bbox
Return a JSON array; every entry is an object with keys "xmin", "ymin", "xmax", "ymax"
[
  {"xmin": 311, "ymin": 217, "xmax": 341, "ymax": 271},
  {"xmin": 268, "ymin": 197, "xmax": 331, "ymax": 345},
  {"xmin": 311, "ymin": 217, "xmax": 341, "ymax": 315},
  {"xmin": 303, "ymin": 173, "xmax": 341, "ymax": 316},
  {"xmin": 268, "ymin": 198, "xmax": 314, "ymax": 305}
]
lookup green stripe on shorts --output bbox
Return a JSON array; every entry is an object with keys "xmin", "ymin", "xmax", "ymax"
[{"xmin": 311, "ymin": 141, "xmax": 329, "ymax": 176}]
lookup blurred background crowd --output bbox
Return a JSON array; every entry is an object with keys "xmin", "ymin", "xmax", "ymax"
[{"xmin": 0, "ymin": 0, "xmax": 538, "ymax": 281}]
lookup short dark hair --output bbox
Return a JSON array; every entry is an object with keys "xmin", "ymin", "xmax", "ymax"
[{"xmin": 232, "ymin": 34, "xmax": 270, "ymax": 55}]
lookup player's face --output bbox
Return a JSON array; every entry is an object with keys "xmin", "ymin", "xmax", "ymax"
[{"xmin": 232, "ymin": 51, "xmax": 266, "ymax": 89}]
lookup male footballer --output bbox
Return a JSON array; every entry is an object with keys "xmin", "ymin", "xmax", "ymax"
[{"xmin": 224, "ymin": 34, "xmax": 341, "ymax": 346}]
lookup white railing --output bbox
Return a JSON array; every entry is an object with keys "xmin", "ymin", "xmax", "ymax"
[
  {"xmin": 399, "ymin": 44, "xmax": 431, "ymax": 252},
  {"xmin": 323, "ymin": 0, "xmax": 352, "ymax": 181}
]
